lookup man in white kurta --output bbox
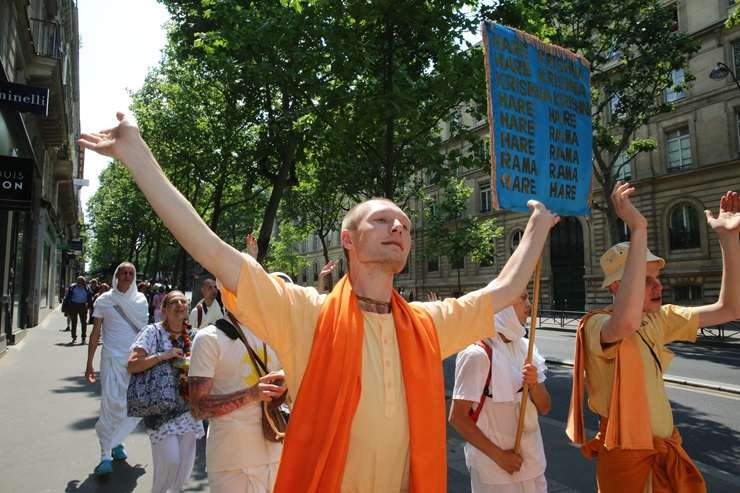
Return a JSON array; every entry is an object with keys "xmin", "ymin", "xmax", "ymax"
[
  {"xmin": 451, "ymin": 303, "xmax": 550, "ymax": 493},
  {"xmin": 85, "ymin": 262, "xmax": 148, "ymax": 475},
  {"xmin": 190, "ymin": 317, "xmax": 283, "ymax": 492}
]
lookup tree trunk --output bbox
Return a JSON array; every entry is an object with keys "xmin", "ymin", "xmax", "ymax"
[
  {"xmin": 320, "ymin": 236, "xmax": 333, "ymax": 291},
  {"xmin": 256, "ymin": 138, "xmax": 297, "ymax": 265},
  {"xmin": 382, "ymin": 13, "xmax": 396, "ymax": 199}
]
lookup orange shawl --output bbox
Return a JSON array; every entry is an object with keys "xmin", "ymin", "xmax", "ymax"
[
  {"xmin": 566, "ymin": 309, "xmax": 653, "ymax": 451},
  {"xmin": 273, "ymin": 275, "xmax": 447, "ymax": 493}
]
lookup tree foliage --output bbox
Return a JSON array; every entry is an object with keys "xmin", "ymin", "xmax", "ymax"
[{"xmin": 423, "ymin": 177, "xmax": 503, "ymax": 293}]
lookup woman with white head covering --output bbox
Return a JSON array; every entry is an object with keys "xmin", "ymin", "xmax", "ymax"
[
  {"xmin": 85, "ymin": 262, "xmax": 149, "ymax": 476},
  {"xmin": 450, "ymin": 292, "xmax": 552, "ymax": 493}
]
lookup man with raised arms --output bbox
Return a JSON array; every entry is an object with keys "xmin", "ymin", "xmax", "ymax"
[
  {"xmin": 567, "ymin": 183, "xmax": 740, "ymax": 493},
  {"xmin": 79, "ymin": 112, "xmax": 559, "ymax": 493}
]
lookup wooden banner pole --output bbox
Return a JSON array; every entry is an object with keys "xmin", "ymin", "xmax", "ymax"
[{"xmin": 514, "ymin": 256, "xmax": 543, "ymax": 454}]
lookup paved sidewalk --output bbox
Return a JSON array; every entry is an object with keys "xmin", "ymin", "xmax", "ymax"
[{"xmin": 0, "ymin": 309, "xmax": 208, "ymax": 493}]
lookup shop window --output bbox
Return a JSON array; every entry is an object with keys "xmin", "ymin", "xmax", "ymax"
[{"xmin": 669, "ymin": 203, "xmax": 700, "ymax": 250}]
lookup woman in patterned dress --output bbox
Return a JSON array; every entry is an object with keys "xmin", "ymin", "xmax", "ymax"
[{"xmin": 128, "ymin": 290, "xmax": 204, "ymax": 493}]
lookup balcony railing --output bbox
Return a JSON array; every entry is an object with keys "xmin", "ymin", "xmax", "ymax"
[{"xmin": 30, "ymin": 18, "xmax": 63, "ymax": 59}]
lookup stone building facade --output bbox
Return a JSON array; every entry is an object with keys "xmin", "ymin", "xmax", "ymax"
[{"xmin": 0, "ymin": 0, "xmax": 83, "ymax": 352}]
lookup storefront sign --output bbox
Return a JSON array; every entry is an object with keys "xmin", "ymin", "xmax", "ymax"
[
  {"xmin": 482, "ymin": 22, "xmax": 592, "ymax": 216},
  {"xmin": 0, "ymin": 156, "xmax": 34, "ymax": 209},
  {"xmin": 0, "ymin": 81, "xmax": 50, "ymax": 116}
]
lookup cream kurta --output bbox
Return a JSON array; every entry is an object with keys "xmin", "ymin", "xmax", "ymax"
[{"xmin": 221, "ymin": 254, "xmax": 495, "ymax": 493}]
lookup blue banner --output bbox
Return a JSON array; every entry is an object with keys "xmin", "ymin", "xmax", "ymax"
[{"xmin": 482, "ymin": 22, "xmax": 592, "ymax": 216}]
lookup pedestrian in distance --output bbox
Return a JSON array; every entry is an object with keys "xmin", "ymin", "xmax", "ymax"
[
  {"xmin": 78, "ymin": 112, "xmax": 559, "ymax": 493},
  {"xmin": 152, "ymin": 285, "xmax": 166, "ymax": 323},
  {"xmin": 188, "ymin": 278, "xmax": 224, "ymax": 331},
  {"xmin": 64, "ymin": 276, "xmax": 92, "ymax": 344},
  {"xmin": 450, "ymin": 291, "xmax": 551, "ymax": 493},
  {"xmin": 128, "ymin": 290, "xmax": 204, "ymax": 493},
  {"xmin": 85, "ymin": 262, "xmax": 148, "ymax": 476},
  {"xmin": 567, "ymin": 183, "xmax": 740, "ymax": 493},
  {"xmin": 88, "ymin": 278, "xmax": 100, "ymax": 324}
]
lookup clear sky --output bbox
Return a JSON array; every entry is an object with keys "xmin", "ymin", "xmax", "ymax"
[{"xmin": 77, "ymin": 0, "xmax": 170, "ymax": 212}]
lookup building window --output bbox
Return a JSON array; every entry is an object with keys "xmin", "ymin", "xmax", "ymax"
[
  {"xmin": 312, "ymin": 235, "xmax": 320, "ymax": 250},
  {"xmin": 666, "ymin": 127, "xmax": 692, "ymax": 170},
  {"xmin": 665, "ymin": 69, "xmax": 685, "ymax": 102},
  {"xmin": 510, "ymin": 229, "xmax": 524, "ymax": 254},
  {"xmin": 612, "ymin": 151, "xmax": 632, "ymax": 181},
  {"xmin": 616, "ymin": 218, "xmax": 630, "ymax": 242},
  {"xmin": 674, "ymin": 285, "xmax": 702, "ymax": 304},
  {"xmin": 479, "ymin": 180, "xmax": 492, "ymax": 213},
  {"xmin": 608, "ymin": 93, "xmax": 621, "ymax": 122},
  {"xmin": 670, "ymin": 3, "xmax": 679, "ymax": 31},
  {"xmin": 427, "ymin": 256, "xmax": 439, "ymax": 273},
  {"xmin": 450, "ymin": 256, "xmax": 465, "ymax": 270},
  {"xmin": 313, "ymin": 262, "xmax": 319, "ymax": 281},
  {"xmin": 338, "ymin": 258, "xmax": 345, "ymax": 276},
  {"xmin": 302, "ymin": 268, "xmax": 307, "ymax": 283},
  {"xmin": 669, "ymin": 203, "xmax": 701, "ymax": 250}
]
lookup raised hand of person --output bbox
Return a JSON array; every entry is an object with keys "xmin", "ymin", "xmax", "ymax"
[
  {"xmin": 526, "ymin": 199, "xmax": 560, "ymax": 229},
  {"xmin": 611, "ymin": 181, "xmax": 646, "ymax": 231},
  {"xmin": 320, "ymin": 260, "xmax": 338, "ymax": 278},
  {"xmin": 426, "ymin": 291, "xmax": 439, "ymax": 302},
  {"xmin": 245, "ymin": 233, "xmax": 259, "ymax": 258},
  {"xmin": 705, "ymin": 191, "xmax": 740, "ymax": 237},
  {"xmin": 77, "ymin": 112, "xmax": 143, "ymax": 164}
]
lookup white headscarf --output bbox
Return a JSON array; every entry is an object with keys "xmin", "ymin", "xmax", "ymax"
[
  {"xmin": 94, "ymin": 262, "xmax": 149, "ymax": 329},
  {"xmin": 487, "ymin": 306, "xmax": 546, "ymax": 403},
  {"xmin": 494, "ymin": 305, "xmax": 525, "ymax": 341}
]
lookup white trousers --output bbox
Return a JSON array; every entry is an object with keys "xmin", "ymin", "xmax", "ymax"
[
  {"xmin": 208, "ymin": 462, "xmax": 279, "ymax": 493},
  {"xmin": 471, "ymin": 470, "xmax": 547, "ymax": 493},
  {"xmin": 150, "ymin": 431, "xmax": 198, "ymax": 493},
  {"xmin": 95, "ymin": 353, "xmax": 141, "ymax": 460}
]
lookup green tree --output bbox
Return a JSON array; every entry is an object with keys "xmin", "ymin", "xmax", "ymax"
[
  {"xmin": 316, "ymin": 0, "xmax": 488, "ymax": 203},
  {"xmin": 486, "ymin": 0, "xmax": 699, "ymax": 242},
  {"xmin": 423, "ymin": 177, "xmax": 503, "ymax": 294}
]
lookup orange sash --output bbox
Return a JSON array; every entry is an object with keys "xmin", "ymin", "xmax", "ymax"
[
  {"xmin": 272, "ymin": 275, "xmax": 447, "ymax": 493},
  {"xmin": 582, "ymin": 421, "xmax": 706, "ymax": 493},
  {"xmin": 566, "ymin": 308, "xmax": 653, "ymax": 451}
]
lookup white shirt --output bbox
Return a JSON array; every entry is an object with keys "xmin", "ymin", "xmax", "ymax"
[
  {"xmin": 188, "ymin": 299, "xmax": 224, "ymax": 330},
  {"xmin": 189, "ymin": 324, "xmax": 282, "ymax": 472},
  {"xmin": 453, "ymin": 338, "xmax": 547, "ymax": 485},
  {"xmin": 92, "ymin": 303, "xmax": 141, "ymax": 358}
]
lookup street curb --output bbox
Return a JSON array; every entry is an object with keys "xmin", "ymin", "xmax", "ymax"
[
  {"xmin": 546, "ymin": 357, "xmax": 740, "ymax": 396},
  {"xmin": 538, "ymin": 325, "xmax": 740, "ymax": 348}
]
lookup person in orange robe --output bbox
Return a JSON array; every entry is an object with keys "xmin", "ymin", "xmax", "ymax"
[
  {"xmin": 78, "ymin": 112, "xmax": 561, "ymax": 493},
  {"xmin": 567, "ymin": 183, "xmax": 740, "ymax": 493}
]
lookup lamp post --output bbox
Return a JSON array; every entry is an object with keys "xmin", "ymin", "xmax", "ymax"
[{"xmin": 709, "ymin": 62, "xmax": 740, "ymax": 92}]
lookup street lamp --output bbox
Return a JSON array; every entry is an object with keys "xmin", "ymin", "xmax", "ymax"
[{"xmin": 709, "ymin": 62, "xmax": 740, "ymax": 92}]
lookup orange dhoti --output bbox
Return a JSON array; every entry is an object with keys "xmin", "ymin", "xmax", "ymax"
[{"xmin": 582, "ymin": 421, "xmax": 706, "ymax": 493}]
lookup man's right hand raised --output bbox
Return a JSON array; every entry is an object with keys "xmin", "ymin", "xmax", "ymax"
[
  {"xmin": 77, "ymin": 112, "xmax": 143, "ymax": 164},
  {"xmin": 611, "ymin": 181, "xmax": 647, "ymax": 231}
]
